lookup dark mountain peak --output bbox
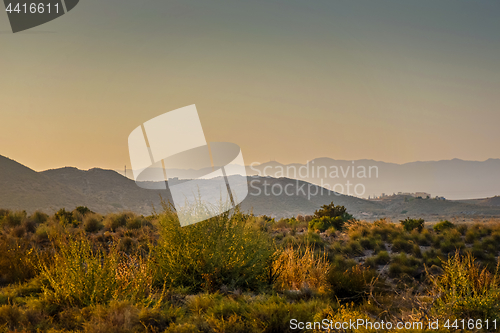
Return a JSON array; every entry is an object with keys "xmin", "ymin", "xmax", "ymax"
[{"xmin": 0, "ymin": 154, "xmax": 37, "ymax": 175}]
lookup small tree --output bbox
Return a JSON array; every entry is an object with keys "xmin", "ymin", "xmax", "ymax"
[
  {"xmin": 310, "ymin": 203, "xmax": 353, "ymax": 231},
  {"xmin": 308, "ymin": 216, "xmax": 344, "ymax": 232},
  {"xmin": 400, "ymin": 217, "xmax": 425, "ymax": 232},
  {"xmin": 75, "ymin": 206, "xmax": 92, "ymax": 216}
]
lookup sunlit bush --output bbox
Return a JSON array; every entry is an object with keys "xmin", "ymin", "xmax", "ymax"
[
  {"xmin": 430, "ymin": 251, "xmax": 500, "ymax": 320},
  {"xmin": 36, "ymin": 233, "xmax": 158, "ymax": 307},
  {"xmin": 155, "ymin": 204, "xmax": 274, "ymax": 292}
]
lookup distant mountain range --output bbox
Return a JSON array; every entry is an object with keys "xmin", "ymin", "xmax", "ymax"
[
  {"xmin": 127, "ymin": 158, "xmax": 500, "ymax": 200},
  {"xmin": 2, "ymin": 155, "xmax": 500, "ymax": 220}
]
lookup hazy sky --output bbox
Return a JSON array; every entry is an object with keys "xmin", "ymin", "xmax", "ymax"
[{"xmin": 1, "ymin": 0, "xmax": 499, "ymax": 171}]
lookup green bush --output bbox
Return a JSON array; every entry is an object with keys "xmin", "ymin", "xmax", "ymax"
[
  {"xmin": 126, "ymin": 216, "xmax": 145, "ymax": 230},
  {"xmin": 433, "ymin": 220, "xmax": 455, "ymax": 232},
  {"xmin": 83, "ymin": 214, "xmax": 103, "ymax": 233},
  {"xmin": 308, "ymin": 216, "xmax": 344, "ymax": 232},
  {"xmin": 375, "ymin": 251, "xmax": 390, "ymax": 265},
  {"xmin": 298, "ymin": 231, "xmax": 325, "ymax": 248},
  {"xmin": 391, "ymin": 236, "xmax": 414, "ymax": 253},
  {"xmin": 430, "ymin": 251, "xmax": 500, "ymax": 320},
  {"xmin": 327, "ymin": 264, "xmax": 377, "ymax": 302},
  {"xmin": 75, "ymin": 206, "xmax": 92, "ymax": 216},
  {"xmin": 155, "ymin": 206, "xmax": 274, "ymax": 292},
  {"xmin": 342, "ymin": 240, "xmax": 364, "ymax": 257},
  {"xmin": 400, "ymin": 218, "xmax": 425, "ymax": 232},
  {"xmin": 103, "ymin": 212, "xmax": 132, "ymax": 231},
  {"xmin": 55, "ymin": 208, "xmax": 77, "ymax": 227},
  {"xmin": 36, "ymin": 233, "xmax": 156, "ymax": 307},
  {"xmin": 0, "ymin": 210, "xmax": 26, "ymax": 228},
  {"xmin": 30, "ymin": 211, "xmax": 48, "ymax": 224},
  {"xmin": 312, "ymin": 202, "xmax": 353, "ymax": 231}
]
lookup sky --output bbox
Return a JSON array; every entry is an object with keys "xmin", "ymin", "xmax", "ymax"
[{"xmin": 0, "ymin": 0, "xmax": 499, "ymax": 171}]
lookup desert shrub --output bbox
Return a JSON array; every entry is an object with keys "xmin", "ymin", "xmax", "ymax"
[
  {"xmin": 431, "ymin": 234, "xmax": 444, "ymax": 249},
  {"xmin": 314, "ymin": 202, "xmax": 352, "ymax": 220},
  {"xmin": 35, "ymin": 224, "xmax": 52, "ymax": 243},
  {"xmin": 31, "ymin": 211, "xmax": 49, "ymax": 224},
  {"xmin": 22, "ymin": 218, "xmax": 37, "ymax": 234},
  {"xmin": 412, "ymin": 244, "xmax": 422, "ymax": 258},
  {"xmin": 36, "ymin": 233, "xmax": 157, "ymax": 307},
  {"xmin": 281, "ymin": 234, "xmax": 298, "ymax": 247},
  {"xmin": 75, "ymin": 206, "xmax": 92, "ymax": 216},
  {"xmin": 273, "ymin": 246, "xmax": 329, "ymax": 292},
  {"xmin": 457, "ymin": 224, "xmax": 468, "ymax": 235},
  {"xmin": 249, "ymin": 296, "xmax": 327, "ymax": 333},
  {"xmin": 104, "ymin": 212, "xmax": 133, "ymax": 231},
  {"xmin": 359, "ymin": 237, "xmax": 375, "ymax": 250},
  {"xmin": 465, "ymin": 229, "xmax": 478, "ymax": 244},
  {"xmin": 444, "ymin": 228, "xmax": 462, "ymax": 242},
  {"xmin": 82, "ymin": 300, "xmax": 141, "ymax": 333},
  {"xmin": 492, "ymin": 230, "xmax": 500, "ymax": 244},
  {"xmin": 0, "ymin": 235, "xmax": 37, "ymax": 285},
  {"xmin": 155, "ymin": 206, "xmax": 274, "ymax": 292},
  {"xmin": 312, "ymin": 203, "xmax": 353, "ymax": 231},
  {"xmin": 470, "ymin": 242, "xmax": 486, "ymax": 260},
  {"xmin": 342, "ymin": 240, "xmax": 364, "ymax": 257},
  {"xmin": 55, "ymin": 208, "xmax": 77, "ymax": 227},
  {"xmin": 0, "ymin": 304, "xmax": 22, "ymax": 330},
  {"xmin": 471, "ymin": 223, "xmax": 492, "ymax": 237},
  {"xmin": 415, "ymin": 228, "xmax": 433, "ymax": 246},
  {"xmin": 388, "ymin": 253, "xmax": 421, "ymax": 279},
  {"xmin": 430, "ymin": 251, "xmax": 500, "ymax": 320},
  {"xmin": 126, "ymin": 216, "xmax": 145, "ymax": 230},
  {"xmin": 118, "ymin": 236, "xmax": 135, "ymax": 253},
  {"xmin": 391, "ymin": 236, "xmax": 414, "ymax": 253},
  {"xmin": 347, "ymin": 223, "xmax": 370, "ymax": 240},
  {"xmin": 400, "ymin": 218, "xmax": 425, "ymax": 232},
  {"xmin": 371, "ymin": 219, "xmax": 399, "ymax": 241},
  {"xmin": 433, "ymin": 220, "xmax": 455, "ymax": 232},
  {"xmin": 0, "ymin": 209, "xmax": 10, "ymax": 219},
  {"xmin": 327, "ymin": 263, "xmax": 377, "ymax": 302},
  {"xmin": 205, "ymin": 297, "xmax": 248, "ymax": 322},
  {"xmin": 10, "ymin": 225, "xmax": 25, "ymax": 238},
  {"xmin": 308, "ymin": 216, "xmax": 344, "ymax": 232},
  {"xmin": 298, "ymin": 231, "xmax": 325, "ymax": 248},
  {"xmin": 363, "ymin": 257, "xmax": 377, "ymax": 269},
  {"xmin": 255, "ymin": 215, "xmax": 275, "ymax": 232},
  {"xmin": 423, "ymin": 248, "xmax": 443, "ymax": 267},
  {"xmin": 481, "ymin": 236, "xmax": 500, "ymax": 253},
  {"xmin": 0, "ymin": 210, "xmax": 26, "ymax": 228},
  {"xmin": 272, "ymin": 218, "xmax": 288, "ymax": 231},
  {"xmin": 83, "ymin": 214, "xmax": 103, "ymax": 233},
  {"xmin": 439, "ymin": 240, "xmax": 455, "ymax": 254},
  {"xmin": 329, "ymin": 241, "xmax": 343, "ymax": 255},
  {"xmin": 375, "ymin": 251, "xmax": 390, "ymax": 265},
  {"xmin": 372, "ymin": 242, "xmax": 386, "ymax": 254}
]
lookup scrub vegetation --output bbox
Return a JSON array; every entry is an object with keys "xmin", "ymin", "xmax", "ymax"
[{"xmin": 1, "ymin": 203, "xmax": 500, "ymax": 332}]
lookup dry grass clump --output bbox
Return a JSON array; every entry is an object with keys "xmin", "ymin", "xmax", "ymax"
[
  {"xmin": 273, "ymin": 246, "xmax": 329, "ymax": 292},
  {"xmin": 36, "ymin": 232, "xmax": 160, "ymax": 307}
]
